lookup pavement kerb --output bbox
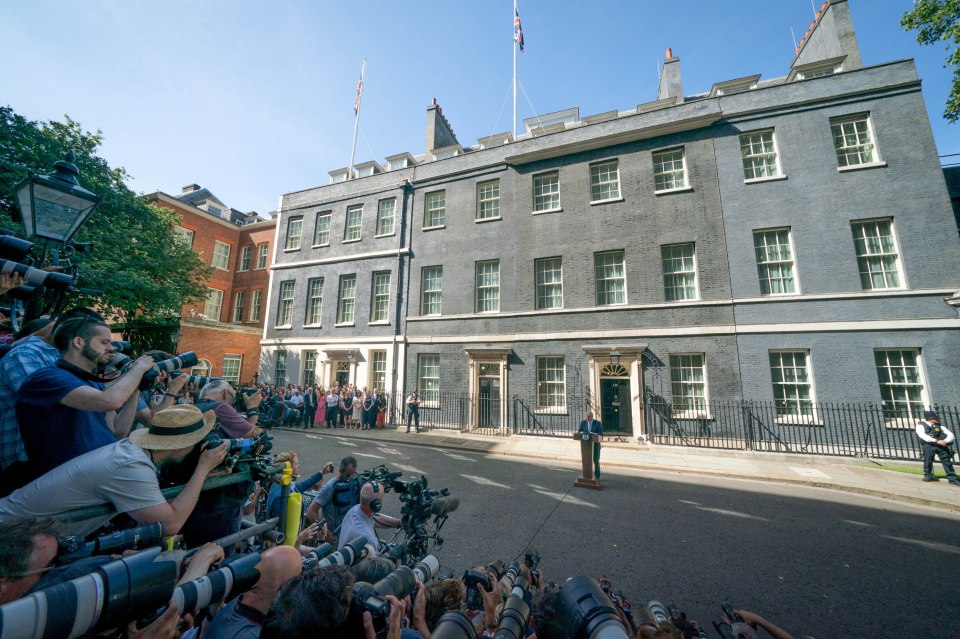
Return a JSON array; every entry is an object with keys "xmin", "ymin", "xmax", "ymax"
[{"xmin": 273, "ymin": 426, "xmax": 959, "ymax": 513}]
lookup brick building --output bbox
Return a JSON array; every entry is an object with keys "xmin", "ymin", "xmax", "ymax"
[
  {"xmin": 146, "ymin": 185, "xmax": 275, "ymax": 386},
  {"xmin": 261, "ymin": 0, "xmax": 960, "ymax": 441}
]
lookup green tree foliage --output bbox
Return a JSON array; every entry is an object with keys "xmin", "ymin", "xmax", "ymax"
[
  {"xmin": 0, "ymin": 106, "xmax": 211, "ymax": 323},
  {"xmin": 903, "ymin": 0, "xmax": 960, "ymax": 122}
]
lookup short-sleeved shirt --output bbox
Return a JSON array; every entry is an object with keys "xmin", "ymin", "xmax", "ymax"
[
  {"xmin": 337, "ymin": 504, "xmax": 379, "ymax": 552},
  {"xmin": 17, "ymin": 363, "xmax": 115, "ymax": 478},
  {"xmin": 211, "ymin": 402, "xmax": 255, "ymax": 438},
  {"xmin": 0, "ymin": 439, "xmax": 165, "ymax": 537},
  {"xmin": 203, "ymin": 596, "xmax": 263, "ymax": 639},
  {"xmin": 0, "ymin": 336, "xmax": 59, "ymax": 468}
]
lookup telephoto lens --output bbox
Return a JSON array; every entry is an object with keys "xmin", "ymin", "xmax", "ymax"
[
  {"xmin": 356, "ymin": 554, "xmax": 439, "ymax": 618},
  {"xmin": 140, "ymin": 352, "xmax": 199, "ymax": 389},
  {"xmin": 314, "ymin": 536, "xmax": 374, "ymax": 570},
  {"xmin": 169, "ymin": 552, "xmax": 261, "ymax": 616},
  {"xmin": 0, "ymin": 547, "xmax": 177, "ymax": 639},
  {"xmin": 431, "ymin": 611, "xmax": 483, "ymax": 639},
  {"xmin": 0, "ymin": 260, "xmax": 74, "ymax": 291},
  {"xmin": 110, "ymin": 340, "xmax": 133, "ymax": 354},
  {"xmin": 0, "ymin": 234, "xmax": 33, "ymax": 261},
  {"xmin": 412, "ymin": 554, "xmax": 440, "ymax": 583},
  {"xmin": 204, "ymin": 431, "xmax": 273, "ymax": 457},
  {"xmin": 494, "ymin": 582, "xmax": 531, "ymax": 639},
  {"xmin": 57, "ymin": 522, "xmax": 164, "ymax": 564},
  {"xmin": 556, "ymin": 576, "xmax": 631, "ymax": 639},
  {"xmin": 302, "ymin": 543, "xmax": 335, "ymax": 569}
]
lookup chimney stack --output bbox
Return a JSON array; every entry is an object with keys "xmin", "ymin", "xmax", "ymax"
[
  {"xmin": 181, "ymin": 184, "xmax": 201, "ymax": 194},
  {"xmin": 658, "ymin": 47, "xmax": 683, "ymax": 103},
  {"xmin": 425, "ymin": 99, "xmax": 460, "ymax": 153}
]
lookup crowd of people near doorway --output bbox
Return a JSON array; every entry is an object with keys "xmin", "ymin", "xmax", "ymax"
[{"xmin": 257, "ymin": 383, "xmax": 389, "ymax": 430}]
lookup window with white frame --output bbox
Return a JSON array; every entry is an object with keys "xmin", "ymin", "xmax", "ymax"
[
  {"xmin": 204, "ymin": 288, "xmax": 224, "ymax": 321},
  {"xmin": 420, "ymin": 266, "xmax": 443, "ymax": 316},
  {"xmin": 590, "ymin": 160, "xmax": 620, "ymax": 202},
  {"xmin": 275, "ymin": 351, "xmax": 287, "ymax": 386},
  {"xmin": 536, "ymin": 356, "xmax": 566, "ymax": 411},
  {"xmin": 851, "ymin": 219, "xmax": 902, "ymax": 290},
  {"xmin": 370, "ymin": 350, "xmax": 387, "ymax": 390},
  {"xmin": 256, "ymin": 244, "xmax": 269, "ymax": 269},
  {"xmin": 425, "ymin": 191, "xmax": 445, "ymax": 228},
  {"xmin": 653, "ymin": 148, "xmax": 687, "ymax": 192},
  {"xmin": 533, "ymin": 172, "xmax": 560, "ymax": 212},
  {"xmin": 208, "ymin": 204, "xmax": 222, "ymax": 216},
  {"xmin": 337, "ymin": 275, "xmax": 357, "ymax": 324},
  {"xmin": 371, "ymin": 272, "xmax": 391, "ymax": 322},
  {"xmin": 535, "ymin": 257, "xmax": 563, "ymax": 309},
  {"xmin": 476, "ymin": 180, "xmax": 501, "ymax": 220},
  {"xmin": 377, "ymin": 199, "xmax": 396, "ymax": 236},
  {"xmin": 174, "ymin": 226, "xmax": 194, "ymax": 247},
  {"xmin": 250, "ymin": 289, "xmax": 262, "ymax": 322},
  {"xmin": 277, "ymin": 281, "xmax": 295, "ymax": 326},
  {"xmin": 305, "ymin": 278, "xmax": 323, "ymax": 325},
  {"xmin": 418, "ymin": 354, "xmax": 440, "ymax": 405},
  {"xmin": 222, "ymin": 354, "xmax": 242, "ymax": 385},
  {"xmin": 239, "ymin": 246, "xmax": 251, "ymax": 271},
  {"xmin": 232, "ymin": 291, "xmax": 245, "ymax": 323},
  {"xmin": 769, "ymin": 351, "xmax": 815, "ymax": 418},
  {"xmin": 831, "ymin": 115, "xmax": 878, "ymax": 167},
  {"xmin": 314, "ymin": 212, "xmax": 332, "ymax": 246},
  {"xmin": 875, "ymin": 349, "xmax": 926, "ymax": 422},
  {"xmin": 594, "ymin": 250, "xmax": 626, "ymax": 305},
  {"xmin": 661, "ymin": 243, "xmax": 698, "ymax": 301},
  {"xmin": 475, "ymin": 260, "xmax": 500, "ymax": 313},
  {"xmin": 670, "ymin": 354, "xmax": 707, "ymax": 414},
  {"xmin": 754, "ymin": 229, "xmax": 797, "ymax": 295},
  {"xmin": 285, "ymin": 218, "xmax": 303, "ymax": 250},
  {"xmin": 212, "ymin": 240, "xmax": 231, "ymax": 270},
  {"xmin": 303, "ymin": 351, "xmax": 317, "ymax": 387},
  {"xmin": 740, "ymin": 130, "xmax": 780, "ymax": 180},
  {"xmin": 344, "ymin": 206, "xmax": 362, "ymax": 242}
]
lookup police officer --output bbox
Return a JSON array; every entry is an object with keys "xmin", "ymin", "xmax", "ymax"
[{"xmin": 915, "ymin": 410, "xmax": 960, "ymax": 485}]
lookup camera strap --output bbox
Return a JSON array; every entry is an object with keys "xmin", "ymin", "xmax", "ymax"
[{"xmin": 55, "ymin": 358, "xmax": 104, "ymax": 383}]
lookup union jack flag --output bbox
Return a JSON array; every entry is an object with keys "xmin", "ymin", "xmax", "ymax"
[
  {"xmin": 514, "ymin": 7, "xmax": 524, "ymax": 51},
  {"xmin": 354, "ymin": 74, "xmax": 363, "ymax": 114}
]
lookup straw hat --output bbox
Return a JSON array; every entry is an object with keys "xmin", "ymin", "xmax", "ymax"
[{"xmin": 129, "ymin": 404, "xmax": 217, "ymax": 450}]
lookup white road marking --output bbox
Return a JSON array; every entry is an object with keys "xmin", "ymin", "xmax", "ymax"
[
  {"xmin": 842, "ymin": 520, "xmax": 875, "ymax": 527},
  {"xmin": 377, "ymin": 447, "xmax": 402, "ymax": 455},
  {"xmin": 354, "ymin": 453, "xmax": 386, "ymax": 459},
  {"xmin": 695, "ymin": 506, "xmax": 768, "ymax": 521},
  {"xmin": 334, "ymin": 439, "xmax": 357, "ymax": 447},
  {"xmin": 461, "ymin": 474, "xmax": 512, "ymax": 489},
  {"xmin": 885, "ymin": 536, "xmax": 960, "ymax": 555},
  {"xmin": 678, "ymin": 500, "xmax": 701, "ymax": 506},
  {"xmin": 444, "ymin": 453, "xmax": 477, "ymax": 462},
  {"xmin": 531, "ymin": 488, "xmax": 599, "ymax": 509}
]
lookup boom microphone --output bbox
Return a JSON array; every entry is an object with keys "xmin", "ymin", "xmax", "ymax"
[{"xmin": 430, "ymin": 496, "xmax": 460, "ymax": 516}]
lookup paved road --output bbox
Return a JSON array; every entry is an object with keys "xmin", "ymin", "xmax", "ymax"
[{"xmin": 271, "ymin": 429, "xmax": 960, "ymax": 638}]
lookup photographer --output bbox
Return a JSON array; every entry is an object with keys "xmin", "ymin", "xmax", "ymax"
[
  {"xmin": 203, "ymin": 544, "xmax": 303, "ymax": 639},
  {"xmin": 197, "ymin": 379, "xmax": 262, "ymax": 438},
  {"xmin": 0, "ymin": 516, "xmax": 62, "ymax": 604},
  {"xmin": 0, "ymin": 405, "xmax": 228, "ymax": 538},
  {"xmin": 15, "ymin": 315, "xmax": 157, "ymax": 482},
  {"xmin": 265, "ymin": 451, "xmax": 334, "ymax": 519},
  {"xmin": 337, "ymin": 480, "xmax": 401, "ymax": 553},
  {"xmin": 310, "ymin": 455, "xmax": 360, "ymax": 535}
]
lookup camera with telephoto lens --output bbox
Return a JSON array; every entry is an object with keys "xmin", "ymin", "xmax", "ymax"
[
  {"xmin": 358, "ymin": 464, "xmax": 402, "ymax": 490},
  {"xmin": 302, "ymin": 536, "xmax": 375, "ymax": 570},
  {"xmin": 204, "ymin": 430, "xmax": 273, "ymax": 466},
  {"xmin": 168, "ymin": 371, "xmax": 221, "ymax": 387},
  {"xmin": 350, "ymin": 555, "xmax": 440, "ymax": 635},
  {"xmin": 232, "ymin": 387, "xmax": 259, "ymax": 412},
  {"xmin": 713, "ymin": 602, "xmax": 757, "ymax": 639},
  {"xmin": 139, "ymin": 352, "xmax": 198, "ymax": 390},
  {"xmin": 56, "ymin": 522, "xmax": 164, "ymax": 565},
  {"xmin": 555, "ymin": 576, "xmax": 631, "ymax": 639}
]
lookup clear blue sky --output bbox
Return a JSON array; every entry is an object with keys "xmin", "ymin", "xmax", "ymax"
[{"xmin": 2, "ymin": 1, "xmax": 956, "ymax": 216}]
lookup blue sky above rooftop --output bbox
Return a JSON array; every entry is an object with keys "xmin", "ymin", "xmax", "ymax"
[{"xmin": 1, "ymin": 0, "xmax": 954, "ymax": 216}]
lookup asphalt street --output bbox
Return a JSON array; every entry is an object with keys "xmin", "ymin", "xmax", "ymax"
[{"xmin": 271, "ymin": 429, "xmax": 960, "ymax": 638}]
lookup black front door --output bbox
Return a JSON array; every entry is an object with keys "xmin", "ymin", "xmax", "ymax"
[
  {"xmin": 600, "ymin": 378, "xmax": 631, "ymax": 433},
  {"xmin": 336, "ymin": 370, "xmax": 349, "ymax": 386},
  {"xmin": 478, "ymin": 377, "xmax": 500, "ymax": 428}
]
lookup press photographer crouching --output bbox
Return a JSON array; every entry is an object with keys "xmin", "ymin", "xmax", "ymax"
[
  {"xmin": 0, "ymin": 405, "xmax": 228, "ymax": 539},
  {"xmin": 13, "ymin": 315, "xmax": 157, "ymax": 486}
]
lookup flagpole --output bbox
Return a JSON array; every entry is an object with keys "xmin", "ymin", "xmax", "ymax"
[
  {"xmin": 349, "ymin": 58, "xmax": 366, "ymax": 180},
  {"xmin": 513, "ymin": 0, "xmax": 517, "ymax": 138}
]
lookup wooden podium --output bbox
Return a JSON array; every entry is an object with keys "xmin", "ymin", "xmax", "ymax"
[{"xmin": 573, "ymin": 432, "xmax": 602, "ymax": 490}]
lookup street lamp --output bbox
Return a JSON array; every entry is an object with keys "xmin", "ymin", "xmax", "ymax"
[
  {"xmin": 609, "ymin": 348, "xmax": 622, "ymax": 367},
  {"xmin": 15, "ymin": 150, "xmax": 101, "ymax": 245}
]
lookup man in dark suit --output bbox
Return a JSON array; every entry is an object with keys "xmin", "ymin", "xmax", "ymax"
[{"xmin": 577, "ymin": 410, "xmax": 604, "ymax": 480}]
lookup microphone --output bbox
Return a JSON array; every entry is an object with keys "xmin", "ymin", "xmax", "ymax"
[{"xmin": 429, "ymin": 496, "xmax": 460, "ymax": 517}]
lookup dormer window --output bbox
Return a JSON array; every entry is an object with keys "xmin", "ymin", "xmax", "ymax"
[
  {"xmin": 328, "ymin": 168, "xmax": 350, "ymax": 184},
  {"xmin": 389, "ymin": 159, "xmax": 408, "ymax": 170},
  {"xmin": 207, "ymin": 204, "xmax": 222, "ymax": 216},
  {"xmin": 432, "ymin": 145, "xmax": 461, "ymax": 161},
  {"xmin": 788, "ymin": 56, "xmax": 846, "ymax": 82},
  {"xmin": 385, "ymin": 152, "xmax": 416, "ymax": 171},
  {"xmin": 710, "ymin": 75, "xmax": 761, "ymax": 97}
]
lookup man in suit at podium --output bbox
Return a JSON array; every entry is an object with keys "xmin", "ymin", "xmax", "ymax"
[{"xmin": 578, "ymin": 410, "xmax": 603, "ymax": 480}]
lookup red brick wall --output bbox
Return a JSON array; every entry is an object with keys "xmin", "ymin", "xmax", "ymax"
[
  {"xmin": 233, "ymin": 225, "xmax": 274, "ymax": 330},
  {"xmin": 178, "ymin": 321, "xmax": 262, "ymax": 385}
]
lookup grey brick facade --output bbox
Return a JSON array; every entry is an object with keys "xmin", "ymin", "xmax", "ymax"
[{"xmin": 262, "ymin": 0, "xmax": 960, "ymax": 437}]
